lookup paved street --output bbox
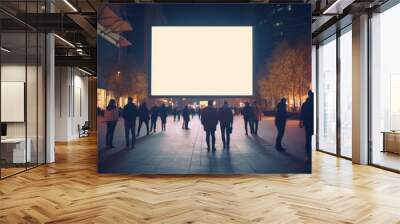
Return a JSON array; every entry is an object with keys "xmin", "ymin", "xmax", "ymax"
[{"xmin": 98, "ymin": 115, "xmax": 310, "ymax": 174}]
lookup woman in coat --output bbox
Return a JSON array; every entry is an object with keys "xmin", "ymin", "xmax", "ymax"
[{"xmin": 104, "ymin": 99, "xmax": 119, "ymax": 148}]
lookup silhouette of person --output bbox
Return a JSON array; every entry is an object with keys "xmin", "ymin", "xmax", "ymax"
[
  {"xmin": 275, "ymin": 98, "xmax": 288, "ymax": 151},
  {"xmin": 150, "ymin": 104, "xmax": 159, "ymax": 132},
  {"xmin": 182, "ymin": 105, "xmax": 190, "ymax": 130},
  {"xmin": 190, "ymin": 108, "xmax": 195, "ymax": 119},
  {"xmin": 196, "ymin": 107, "xmax": 201, "ymax": 119},
  {"xmin": 159, "ymin": 103, "xmax": 168, "ymax": 131},
  {"xmin": 201, "ymin": 100, "xmax": 219, "ymax": 151},
  {"xmin": 301, "ymin": 90, "xmax": 314, "ymax": 161},
  {"xmin": 177, "ymin": 108, "xmax": 181, "ymax": 121},
  {"xmin": 252, "ymin": 101, "xmax": 263, "ymax": 136},
  {"xmin": 137, "ymin": 101, "xmax": 150, "ymax": 136},
  {"xmin": 104, "ymin": 99, "xmax": 119, "ymax": 148},
  {"xmin": 173, "ymin": 107, "xmax": 177, "ymax": 121},
  {"xmin": 219, "ymin": 101, "xmax": 233, "ymax": 149},
  {"xmin": 122, "ymin": 97, "xmax": 138, "ymax": 149},
  {"xmin": 242, "ymin": 102, "xmax": 254, "ymax": 135}
]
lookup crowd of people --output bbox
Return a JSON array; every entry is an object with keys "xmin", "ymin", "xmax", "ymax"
[{"xmin": 103, "ymin": 91, "xmax": 314, "ymax": 159}]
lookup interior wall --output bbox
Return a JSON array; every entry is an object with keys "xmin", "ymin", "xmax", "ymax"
[
  {"xmin": 1, "ymin": 63, "xmax": 45, "ymax": 165},
  {"xmin": 1, "ymin": 64, "xmax": 39, "ymax": 138},
  {"xmin": 55, "ymin": 66, "xmax": 89, "ymax": 141}
]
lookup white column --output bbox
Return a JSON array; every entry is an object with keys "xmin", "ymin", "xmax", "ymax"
[
  {"xmin": 46, "ymin": 33, "xmax": 55, "ymax": 163},
  {"xmin": 55, "ymin": 67, "xmax": 72, "ymax": 141},
  {"xmin": 352, "ymin": 14, "xmax": 369, "ymax": 164},
  {"xmin": 45, "ymin": 1, "xmax": 55, "ymax": 163}
]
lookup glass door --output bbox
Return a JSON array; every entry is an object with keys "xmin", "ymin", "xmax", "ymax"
[
  {"xmin": 317, "ymin": 35, "xmax": 337, "ymax": 154},
  {"xmin": 370, "ymin": 3, "xmax": 400, "ymax": 171},
  {"xmin": 1, "ymin": 30, "xmax": 28, "ymax": 178},
  {"xmin": 0, "ymin": 1, "xmax": 47, "ymax": 179},
  {"xmin": 339, "ymin": 27, "xmax": 352, "ymax": 158}
]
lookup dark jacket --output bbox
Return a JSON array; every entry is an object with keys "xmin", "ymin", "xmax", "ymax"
[
  {"xmin": 242, "ymin": 105, "xmax": 254, "ymax": 120},
  {"xmin": 182, "ymin": 107, "xmax": 190, "ymax": 121},
  {"xmin": 301, "ymin": 97, "xmax": 314, "ymax": 134},
  {"xmin": 150, "ymin": 106, "xmax": 159, "ymax": 120},
  {"xmin": 201, "ymin": 106, "xmax": 219, "ymax": 131},
  {"xmin": 122, "ymin": 102, "xmax": 138, "ymax": 123},
  {"xmin": 159, "ymin": 106, "xmax": 168, "ymax": 119},
  {"xmin": 275, "ymin": 102, "xmax": 287, "ymax": 127},
  {"xmin": 219, "ymin": 106, "xmax": 233, "ymax": 126},
  {"xmin": 252, "ymin": 105, "xmax": 263, "ymax": 121},
  {"xmin": 138, "ymin": 104, "xmax": 149, "ymax": 120}
]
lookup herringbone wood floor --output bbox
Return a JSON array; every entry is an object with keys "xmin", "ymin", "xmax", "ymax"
[{"xmin": 1, "ymin": 135, "xmax": 400, "ymax": 224}]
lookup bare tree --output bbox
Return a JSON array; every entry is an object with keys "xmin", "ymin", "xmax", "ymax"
[
  {"xmin": 106, "ymin": 71, "xmax": 126, "ymax": 107},
  {"xmin": 257, "ymin": 41, "xmax": 310, "ymax": 111},
  {"xmin": 131, "ymin": 72, "xmax": 148, "ymax": 103}
]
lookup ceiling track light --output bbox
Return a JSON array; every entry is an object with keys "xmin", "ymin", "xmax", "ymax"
[
  {"xmin": 1, "ymin": 47, "xmax": 11, "ymax": 53},
  {"xmin": 322, "ymin": 0, "xmax": 355, "ymax": 15},
  {"xmin": 322, "ymin": 0, "xmax": 342, "ymax": 15},
  {"xmin": 54, "ymin": 34, "xmax": 75, "ymax": 48},
  {"xmin": 63, "ymin": 0, "xmax": 78, "ymax": 12},
  {"xmin": 78, "ymin": 67, "xmax": 93, "ymax": 76}
]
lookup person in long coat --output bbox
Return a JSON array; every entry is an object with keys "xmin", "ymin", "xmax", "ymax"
[
  {"xmin": 159, "ymin": 103, "xmax": 168, "ymax": 131},
  {"xmin": 301, "ymin": 90, "xmax": 314, "ymax": 161},
  {"xmin": 201, "ymin": 100, "xmax": 219, "ymax": 151},
  {"xmin": 219, "ymin": 101, "xmax": 233, "ymax": 149},
  {"xmin": 137, "ymin": 101, "xmax": 150, "ymax": 136},
  {"xmin": 275, "ymin": 98, "xmax": 287, "ymax": 151},
  {"xmin": 182, "ymin": 105, "xmax": 190, "ymax": 130}
]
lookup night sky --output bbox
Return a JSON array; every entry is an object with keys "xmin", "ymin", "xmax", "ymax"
[{"xmin": 98, "ymin": 3, "xmax": 311, "ymax": 88}]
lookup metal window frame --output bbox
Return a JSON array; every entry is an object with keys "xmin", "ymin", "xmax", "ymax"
[
  {"xmin": 0, "ymin": 0, "xmax": 47, "ymax": 180},
  {"xmin": 367, "ymin": 0, "xmax": 400, "ymax": 173},
  {"xmin": 315, "ymin": 24, "xmax": 353, "ymax": 161}
]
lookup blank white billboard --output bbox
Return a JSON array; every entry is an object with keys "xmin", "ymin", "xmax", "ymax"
[
  {"xmin": 151, "ymin": 26, "xmax": 253, "ymax": 96},
  {"xmin": 1, "ymin": 82, "xmax": 25, "ymax": 122}
]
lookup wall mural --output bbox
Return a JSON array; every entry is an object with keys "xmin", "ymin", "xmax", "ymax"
[{"xmin": 97, "ymin": 3, "xmax": 312, "ymax": 174}]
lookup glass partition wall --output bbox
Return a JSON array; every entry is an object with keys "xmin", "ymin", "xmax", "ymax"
[
  {"xmin": 339, "ymin": 27, "xmax": 352, "ymax": 159},
  {"xmin": 0, "ymin": 2, "xmax": 46, "ymax": 179},
  {"xmin": 317, "ymin": 35, "xmax": 337, "ymax": 155},
  {"xmin": 316, "ymin": 26, "xmax": 353, "ymax": 159},
  {"xmin": 370, "ymin": 3, "xmax": 400, "ymax": 171}
]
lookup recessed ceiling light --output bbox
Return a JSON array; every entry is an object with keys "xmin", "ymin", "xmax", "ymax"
[{"xmin": 1, "ymin": 47, "xmax": 11, "ymax": 53}]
